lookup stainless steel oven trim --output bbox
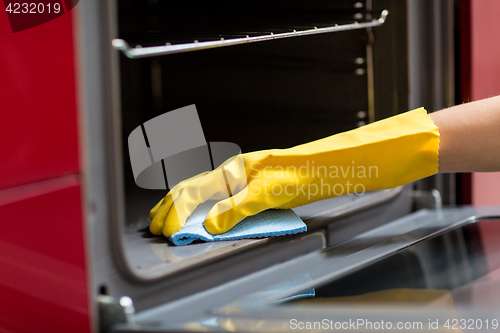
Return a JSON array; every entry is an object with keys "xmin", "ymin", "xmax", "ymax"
[{"xmin": 77, "ymin": 0, "xmax": 123, "ymax": 329}]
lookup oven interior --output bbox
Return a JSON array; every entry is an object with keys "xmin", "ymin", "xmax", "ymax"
[{"xmin": 113, "ymin": 0, "xmax": 411, "ymax": 282}]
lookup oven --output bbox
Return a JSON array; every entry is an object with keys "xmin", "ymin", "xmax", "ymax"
[{"xmin": 71, "ymin": 0, "xmax": 500, "ymax": 331}]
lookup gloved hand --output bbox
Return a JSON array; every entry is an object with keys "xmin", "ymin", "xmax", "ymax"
[{"xmin": 149, "ymin": 107, "xmax": 439, "ymax": 236}]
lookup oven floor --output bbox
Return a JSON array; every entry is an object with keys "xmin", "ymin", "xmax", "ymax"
[
  {"xmin": 121, "ymin": 184, "xmax": 406, "ymax": 278},
  {"xmin": 123, "ymin": 186, "xmax": 266, "ymax": 278}
]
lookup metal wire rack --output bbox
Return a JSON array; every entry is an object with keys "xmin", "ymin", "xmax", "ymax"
[{"xmin": 113, "ymin": 10, "xmax": 388, "ymax": 59}]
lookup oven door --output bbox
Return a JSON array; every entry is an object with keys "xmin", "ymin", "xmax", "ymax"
[{"xmin": 109, "ymin": 206, "xmax": 500, "ymax": 332}]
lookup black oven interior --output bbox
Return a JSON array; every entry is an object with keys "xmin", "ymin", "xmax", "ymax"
[{"xmin": 113, "ymin": 0, "xmax": 425, "ymax": 283}]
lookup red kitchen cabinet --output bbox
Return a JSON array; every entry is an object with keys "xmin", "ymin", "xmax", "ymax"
[
  {"xmin": 0, "ymin": 9, "xmax": 80, "ymax": 189},
  {"xmin": 0, "ymin": 6, "xmax": 91, "ymax": 333},
  {"xmin": 0, "ymin": 176, "xmax": 91, "ymax": 333}
]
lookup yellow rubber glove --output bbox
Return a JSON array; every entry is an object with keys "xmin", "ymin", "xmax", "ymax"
[{"xmin": 150, "ymin": 107, "xmax": 439, "ymax": 236}]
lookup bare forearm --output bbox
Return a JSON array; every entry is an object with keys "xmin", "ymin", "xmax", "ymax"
[{"xmin": 429, "ymin": 95, "xmax": 500, "ymax": 173}]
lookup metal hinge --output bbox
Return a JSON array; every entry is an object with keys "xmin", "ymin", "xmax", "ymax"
[
  {"xmin": 98, "ymin": 295, "xmax": 136, "ymax": 333},
  {"xmin": 412, "ymin": 189, "xmax": 443, "ymax": 210}
]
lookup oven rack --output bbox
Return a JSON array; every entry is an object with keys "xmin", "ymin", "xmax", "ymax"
[{"xmin": 112, "ymin": 10, "xmax": 388, "ymax": 59}]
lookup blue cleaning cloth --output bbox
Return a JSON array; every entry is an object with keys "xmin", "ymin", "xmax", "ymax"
[{"xmin": 169, "ymin": 201, "xmax": 307, "ymax": 245}]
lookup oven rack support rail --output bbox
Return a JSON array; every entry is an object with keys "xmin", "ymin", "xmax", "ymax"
[{"xmin": 112, "ymin": 10, "xmax": 388, "ymax": 59}]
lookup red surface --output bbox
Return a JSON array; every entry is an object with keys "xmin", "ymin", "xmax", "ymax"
[
  {"xmin": 0, "ymin": 176, "xmax": 91, "ymax": 333},
  {"xmin": 0, "ymin": 7, "xmax": 80, "ymax": 190},
  {"xmin": 470, "ymin": 0, "xmax": 500, "ymax": 101},
  {"xmin": 0, "ymin": 5, "xmax": 91, "ymax": 333},
  {"xmin": 472, "ymin": 173, "xmax": 500, "ymax": 206},
  {"xmin": 3, "ymin": 0, "xmax": 66, "ymax": 33},
  {"xmin": 478, "ymin": 218, "xmax": 500, "ymax": 276},
  {"xmin": 463, "ymin": 0, "xmax": 500, "ymax": 274},
  {"xmin": 468, "ymin": 0, "xmax": 500, "ymax": 207}
]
